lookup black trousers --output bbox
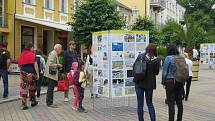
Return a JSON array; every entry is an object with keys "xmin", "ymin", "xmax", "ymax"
[
  {"xmin": 165, "ymin": 81, "xmax": 183, "ymax": 121},
  {"xmin": 77, "ymin": 86, "xmax": 85, "ymax": 108},
  {"xmin": 46, "ymin": 78, "xmax": 57, "ymax": 106},
  {"xmin": 182, "ymin": 76, "xmax": 192, "ymax": 100}
]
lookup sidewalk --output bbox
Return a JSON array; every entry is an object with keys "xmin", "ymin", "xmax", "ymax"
[{"xmin": 0, "ymin": 65, "xmax": 215, "ymax": 121}]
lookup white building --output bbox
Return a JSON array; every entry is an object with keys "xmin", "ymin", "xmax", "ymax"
[{"xmin": 150, "ymin": 0, "xmax": 186, "ymax": 25}]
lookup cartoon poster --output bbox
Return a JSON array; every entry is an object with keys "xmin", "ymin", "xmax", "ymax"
[{"xmin": 92, "ymin": 30, "xmax": 149, "ymax": 97}]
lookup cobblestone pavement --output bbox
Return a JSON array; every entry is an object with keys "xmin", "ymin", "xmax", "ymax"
[
  {"xmin": 0, "ymin": 74, "xmax": 47, "ymax": 102},
  {"xmin": 0, "ymin": 65, "xmax": 215, "ymax": 121}
]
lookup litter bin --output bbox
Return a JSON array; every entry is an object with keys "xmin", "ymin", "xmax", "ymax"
[{"xmin": 192, "ymin": 60, "xmax": 199, "ymax": 81}]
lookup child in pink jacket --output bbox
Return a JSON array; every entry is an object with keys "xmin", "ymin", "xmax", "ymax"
[{"xmin": 67, "ymin": 62, "xmax": 87, "ymax": 112}]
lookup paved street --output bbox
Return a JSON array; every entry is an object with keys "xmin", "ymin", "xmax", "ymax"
[{"xmin": 0, "ymin": 65, "xmax": 215, "ymax": 121}]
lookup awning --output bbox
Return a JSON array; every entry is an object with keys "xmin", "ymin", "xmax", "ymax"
[{"xmin": 15, "ymin": 14, "xmax": 71, "ymax": 31}]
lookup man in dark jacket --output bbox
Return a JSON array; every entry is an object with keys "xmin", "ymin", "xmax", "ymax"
[
  {"xmin": 0, "ymin": 42, "xmax": 11, "ymax": 98},
  {"xmin": 63, "ymin": 41, "xmax": 78, "ymax": 101}
]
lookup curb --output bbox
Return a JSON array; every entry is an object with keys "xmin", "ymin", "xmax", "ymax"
[{"xmin": 0, "ymin": 88, "xmax": 58, "ymax": 104}]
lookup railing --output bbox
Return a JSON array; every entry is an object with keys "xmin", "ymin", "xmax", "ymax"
[
  {"xmin": 0, "ymin": 12, "xmax": 8, "ymax": 28},
  {"xmin": 150, "ymin": 0, "xmax": 166, "ymax": 9}
]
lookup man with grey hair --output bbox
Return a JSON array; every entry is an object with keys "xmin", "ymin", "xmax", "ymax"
[{"xmin": 44, "ymin": 44, "xmax": 62, "ymax": 108}]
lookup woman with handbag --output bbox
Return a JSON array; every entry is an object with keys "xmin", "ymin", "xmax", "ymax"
[
  {"xmin": 133, "ymin": 43, "xmax": 160, "ymax": 121},
  {"xmin": 18, "ymin": 43, "xmax": 40, "ymax": 110},
  {"xmin": 44, "ymin": 44, "xmax": 62, "ymax": 108}
]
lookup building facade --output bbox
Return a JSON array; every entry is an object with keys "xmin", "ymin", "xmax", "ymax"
[
  {"xmin": 0, "ymin": 0, "xmax": 73, "ymax": 60},
  {"xmin": 150, "ymin": 0, "xmax": 185, "ymax": 25}
]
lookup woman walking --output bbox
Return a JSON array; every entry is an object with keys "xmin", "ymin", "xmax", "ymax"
[
  {"xmin": 18, "ymin": 43, "xmax": 39, "ymax": 110},
  {"xmin": 183, "ymin": 53, "xmax": 193, "ymax": 101},
  {"xmin": 134, "ymin": 43, "xmax": 160, "ymax": 121},
  {"xmin": 162, "ymin": 44, "xmax": 183, "ymax": 121}
]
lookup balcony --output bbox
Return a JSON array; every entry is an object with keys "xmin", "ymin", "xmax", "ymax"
[
  {"xmin": 150, "ymin": 0, "xmax": 166, "ymax": 12},
  {"xmin": 0, "ymin": 12, "xmax": 8, "ymax": 28}
]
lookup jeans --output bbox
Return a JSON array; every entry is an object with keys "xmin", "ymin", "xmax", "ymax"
[
  {"xmin": 165, "ymin": 82, "xmax": 183, "ymax": 121},
  {"xmin": 77, "ymin": 86, "xmax": 85, "ymax": 108},
  {"xmin": 46, "ymin": 78, "xmax": 57, "ymax": 106},
  {"xmin": 0, "ymin": 69, "xmax": 8, "ymax": 97},
  {"xmin": 36, "ymin": 76, "xmax": 43, "ymax": 98},
  {"xmin": 135, "ymin": 84, "xmax": 156, "ymax": 121}
]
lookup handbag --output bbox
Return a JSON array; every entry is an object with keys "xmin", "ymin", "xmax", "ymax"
[
  {"xmin": 49, "ymin": 66, "xmax": 58, "ymax": 75},
  {"xmin": 57, "ymin": 80, "xmax": 68, "ymax": 92}
]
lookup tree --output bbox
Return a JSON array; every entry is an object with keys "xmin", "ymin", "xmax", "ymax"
[
  {"xmin": 70, "ymin": 0, "xmax": 125, "ymax": 45},
  {"xmin": 162, "ymin": 15, "xmax": 200, "ymax": 48},
  {"xmin": 132, "ymin": 17, "xmax": 161, "ymax": 44}
]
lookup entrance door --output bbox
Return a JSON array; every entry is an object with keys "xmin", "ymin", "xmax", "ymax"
[
  {"xmin": 21, "ymin": 26, "xmax": 34, "ymax": 51},
  {"xmin": 43, "ymin": 30, "xmax": 54, "ymax": 55}
]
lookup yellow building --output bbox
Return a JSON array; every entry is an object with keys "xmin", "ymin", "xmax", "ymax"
[
  {"xmin": 117, "ymin": 0, "xmax": 150, "ymax": 17},
  {"xmin": 0, "ymin": 0, "xmax": 73, "ymax": 60}
]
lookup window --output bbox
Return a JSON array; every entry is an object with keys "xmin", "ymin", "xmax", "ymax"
[
  {"xmin": 24, "ymin": 0, "xmax": 35, "ymax": 5},
  {"xmin": 60, "ymin": 0, "xmax": 68, "ymax": 13},
  {"xmin": 21, "ymin": 26, "xmax": 34, "ymax": 51},
  {"xmin": 45, "ymin": 0, "xmax": 53, "ymax": 9}
]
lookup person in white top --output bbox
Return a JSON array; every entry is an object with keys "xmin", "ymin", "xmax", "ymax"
[
  {"xmin": 84, "ymin": 47, "xmax": 98, "ymax": 98},
  {"xmin": 183, "ymin": 52, "xmax": 193, "ymax": 101},
  {"xmin": 193, "ymin": 48, "xmax": 199, "ymax": 60}
]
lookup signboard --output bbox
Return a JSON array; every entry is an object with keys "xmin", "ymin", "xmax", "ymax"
[
  {"xmin": 92, "ymin": 30, "xmax": 149, "ymax": 97},
  {"xmin": 200, "ymin": 43, "xmax": 215, "ymax": 64}
]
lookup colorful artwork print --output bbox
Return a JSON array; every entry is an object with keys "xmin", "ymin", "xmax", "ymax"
[
  {"xmin": 111, "ymin": 34, "xmax": 124, "ymax": 42},
  {"xmin": 112, "ymin": 70, "xmax": 124, "ymax": 79},
  {"xmin": 112, "ymin": 52, "xmax": 123, "ymax": 59},
  {"xmin": 125, "ymin": 78, "xmax": 135, "ymax": 87},
  {"xmin": 97, "ymin": 34, "xmax": 102, "ymax": 43},
  {"xmin": 98, "ymin": 70, "xmax": 103, "ymax": 77},
  {"xmin": 112, "ymin": 61, "xmax": 123, "ymax": 69},
  {"xmin": 125, "ymin": 43, "xmax": 135, "ymax": 51},
  {"xmin": 103, "ymin": 52, "xmax": 108, "ymax": 60},
  {"xmin": 98, "ymin": 86, "xmax": 103, "ymax": 95},
  {"xmin": 136, "ymin": 43, "xmax": 147, "ymax": 51},
  {"xmin": 112, "ymin": 79, "xmax": 124, "ymax": 88},
  {"xmin": 125, "ymin": 60, "xmax": 134, "ymax": 69},
  {"xmin": 136, "ymin": 34, "xmax": 146, "ymax": 42},
  {"xmin": 124, "ymin": 34, "xmax": 135, "ymax": 42},
  {"xmin": 124, "ymin": 51, "xmax": 135, "ymax": 59},
  {"xmin": 127, "ymin": 70, "xmax": 133, "ymax": 78},
  {"xmin": 112, "ymin": 43, "xmax": 123, "ymax": 51}
]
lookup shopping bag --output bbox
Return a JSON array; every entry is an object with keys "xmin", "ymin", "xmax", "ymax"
[{"xmin": 57, "ymin": 80, "xmax": 68, "ymax": 92}]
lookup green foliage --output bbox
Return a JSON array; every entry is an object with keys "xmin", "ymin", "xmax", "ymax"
[
  {"xmin": 70, "ymin": 0, "xmax": 125, "ymax": 45},
  {"xmin": 176, "ymin": 0, "xmax": 215, "ymax": 45},
  {"xmin": 157, "ymin": 46, "xmax": 167, "ymax": 57},
  {"xmin": 132, "ymin": 17, "xmax": 161, "ymax": 44}
]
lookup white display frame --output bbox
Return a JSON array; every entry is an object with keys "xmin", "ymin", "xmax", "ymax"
[
  {"xmin": 200, "ymin": 43, "xmax": 215, "ymax": 65},
  {"xmin": 92, "ymin": 30, "xmax": 149, "ymax": 98}
]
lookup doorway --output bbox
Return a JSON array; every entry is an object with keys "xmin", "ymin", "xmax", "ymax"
[{"xmin": 43, "ymin": 30, "xmax": 54, "ymax": 55}]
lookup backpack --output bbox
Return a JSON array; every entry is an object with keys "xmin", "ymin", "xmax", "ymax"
[
  {"xmin": 133, "ymin": 54, "xmax": 147, "ymax": 81},
  {"xmin": 174, "ymin": 56, "xmax": 189, "ymax": 83},
  {"xmin": 36, "ymin": 56, "xmax": 42, "ymax": 74}
]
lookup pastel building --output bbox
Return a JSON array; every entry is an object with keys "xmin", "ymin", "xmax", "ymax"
[{"xmin": 0, "ymin": 0, "xmax": 73, "ymax": 59}]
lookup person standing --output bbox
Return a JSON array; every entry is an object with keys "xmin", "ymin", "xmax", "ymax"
[
  {"xmin": 84, "ymin": 47, "xmax": 96, "ymax": 98},
  {"xmin": 63, "ymin": 41, "xmax": 78, "ymax": 102},
  {"xmin": 134, "ymin": 43, "xmax": 160, "ymax": 121},
  {"xmin": 35, "ymin": 49, "xmax": 46, "ymax": 101},
  {"xmin": 162, "ymin": 44, "xmax": 183, "ymax": 121},
  {"xmin": 183, "ymin": 53, "xmax": 193, "ymax": 101},
  {"xmin": 44, "ymin": 44, "xmax": 62, "ymax": 108},
  {"xmin": 18, "ymin": 43, "xmax": 39, "ymax": 110},
  {"xmin": 0, "ymin": 42, "xmax": 11, "ymax": 98}
]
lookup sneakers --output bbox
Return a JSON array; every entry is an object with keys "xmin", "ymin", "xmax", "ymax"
[
  {"xmin": 31, "ymin": 101, "xmax": 38, "ymax": 107},
  {"xmin": 22, "ymin": 106, "xmax": 29, "ymax": 110},
  {"xmin": 72, "ymin": 106, "xmax": 78, "ymax": 111},
  {"xmin": 78, "ymin": 107, "xmax": 87, "ymax": 113},
  {"xmin": 64, "ymin": 98, "xmax": 69, "ymax": 102},
  {"xmin": 3, "ymin": 95, "xmax": 8, "ymax": 99}
]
